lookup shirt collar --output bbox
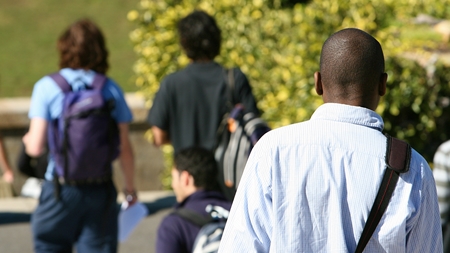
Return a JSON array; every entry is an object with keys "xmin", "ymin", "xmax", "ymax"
[
  {"xmin": 186, "ymin": 61, "xmax": 219, "ymax": 70},
  {"xmin": 59, "ymin": 68, "xmax": 96, "ymax": 90},
  {"xmin": 310, "ymin": 103, "xmax": 384, "ymax": 132},
  {"xmin": 175, "ymin": 190, "xmax": 227, "ymax": 208}
]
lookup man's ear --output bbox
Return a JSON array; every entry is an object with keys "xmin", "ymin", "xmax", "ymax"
[
  {"xmin": 379, "ymin": 72, "xmax": 387, "ymax": 96},
  {"xmin": 180, "ymin": 170, "xmax": 191, "ymax": 186},
  {"xmin": 182, "ymin": 171, "xmax": 197, "ymax": 188},
  {"xmin": 314, "ymin": 72, "xmax": 323, "ymax": 96}
]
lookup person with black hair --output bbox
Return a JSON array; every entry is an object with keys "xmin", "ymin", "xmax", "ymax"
[
  {"xmin": 156, "ymin": 147, "xmax": 231, "ymax": 253},
  {"xmin": 219, "ymin": 28, "xmax": 442, "ymax": 252},
  {"xmin": 147, "ymin": 10, "xmax": 260, "ymax": 155}
]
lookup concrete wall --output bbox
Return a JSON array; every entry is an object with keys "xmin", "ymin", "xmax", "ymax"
[{"xmin": 0, "ymin": 93, "xmax": 166, "ymax": 196}]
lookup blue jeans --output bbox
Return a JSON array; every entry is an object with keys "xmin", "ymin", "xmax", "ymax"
[{"xmin": 31, "ymin": 180, "xmax": 118, "ymax": 253}]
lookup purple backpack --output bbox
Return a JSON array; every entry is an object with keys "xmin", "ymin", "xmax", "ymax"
[{"xmin": 48, "ymin": 73, "xmax": 120, "ymax": 183}]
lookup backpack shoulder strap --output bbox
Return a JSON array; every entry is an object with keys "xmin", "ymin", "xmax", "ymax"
[
  {"xmin": 49, "ymin": 72, "xmax": 107, "ymax": 92},
  {"xmin": 91, "ymin": 73, "xmax": 107, "ymax": 90},
  {"xmin": 49, "ymin": 72, "xmax": 71, "ymax": 93},
  {"xmin": 355, "ymin": 135, "xmax": 411, "ymax": 253},
  {"xmin": 173, "ymin": 208, "xmax": 212, "ymax": 227},
  {"xmin": 223, "ymin": 68, "xmax": 236, "ymax": 107}
]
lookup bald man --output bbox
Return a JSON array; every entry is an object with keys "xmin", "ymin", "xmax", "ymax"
[{"xmin": 218, "ymin": 28, "xmax": 442, "ymax": 252}]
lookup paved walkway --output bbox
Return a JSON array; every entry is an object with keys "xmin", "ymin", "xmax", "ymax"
[{"xmin": 0, "ymin": 191, "xmax": 176, "ymax": 253}]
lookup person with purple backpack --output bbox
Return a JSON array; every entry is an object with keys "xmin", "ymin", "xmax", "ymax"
[{"xmin": 22, "ymin": 18, "xmax": 137, "ymax": 253}]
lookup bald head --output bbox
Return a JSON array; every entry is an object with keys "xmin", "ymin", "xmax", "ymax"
[{"xmin": 316, "ymin": 28, "xmax": 387, "ymax": 109}]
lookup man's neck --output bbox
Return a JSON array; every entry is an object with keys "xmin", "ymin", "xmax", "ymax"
[
  {"xmin": 191, "ymin": 58, "xmax": 213, "ymax": 63},
  {"xmin": 323, "ymin": 96, "xmax": 378, "ymax": 111}
]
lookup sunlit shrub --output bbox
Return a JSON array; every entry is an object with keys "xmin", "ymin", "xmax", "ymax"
[{"xmin": 129, "ymin": 0, "xmax": 450, "ymax": 187}]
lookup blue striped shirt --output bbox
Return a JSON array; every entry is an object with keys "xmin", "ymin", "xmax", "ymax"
[{"xmin": 219, "ymin": 103, "xmax": 442, "ymax": 253}]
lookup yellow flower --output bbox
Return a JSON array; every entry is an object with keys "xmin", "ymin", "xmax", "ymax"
[
  {"xmin": 277, "ymin": 87, "xmax": 289, "ymax": 100},
  {"xmin": 252, "ymin": 0, "xmax": 263, "ymax": 8},
  {"xmin": 251, "ymin": 10, "xmax": 263, "ymax": 20},
  {"xmin": 246, "ymin": 55, "xmax": 255, "ymax": 65},
  {"xmin": 127, "ymin": 10, "xmax": 139, "ymax": 21}
]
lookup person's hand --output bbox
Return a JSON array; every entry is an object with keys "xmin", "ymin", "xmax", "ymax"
[
  {"xmin": 22, "ymin": 132, "xmax": 29, "ymax": 145},
  {"xmin": 2, "ymin": 170, "xmax": 14, "ymax": 183},
  {"xmin": 123, "ymin": 189, "xmax": 138, "ymax": 207}
]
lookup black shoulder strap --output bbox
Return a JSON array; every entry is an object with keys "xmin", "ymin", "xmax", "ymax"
[
  {"xmin": 173, "ymin": 208, "xmax": 212, "ymax": 227},
  {"xmin": 355, "ymin": 135, "xmax": 411, "ymax": 253},
  {"xmin": 223, "ymin": 68, "xmax": 236, "ymax": 108}
]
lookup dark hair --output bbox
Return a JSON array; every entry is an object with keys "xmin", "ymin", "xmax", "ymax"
[
  {"xmin": 174, "ymin": 147, "xmax": 218, "ymax": 191},
  {"xmin": 177, "ymin": 10, "xmax": 221, "ymax": 61},
  {"xmin": 320, "ymin": 28, "xmax": 385, "ymax": 98},
  {"xmin": 57, "ymin": 18, "xmax": 109, "ymax": 74}
]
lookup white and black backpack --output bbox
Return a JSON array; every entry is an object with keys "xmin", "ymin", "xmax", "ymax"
[
  {"xmin": 173, "ymin": 205, "xmax": 229, "ymax": 253},
  {"xmin": 214, "ymin": 68, "xmax": 271, "ymax": 201}
]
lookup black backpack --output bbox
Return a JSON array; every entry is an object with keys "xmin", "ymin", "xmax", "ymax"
[{"xmin": 214, "ymin": 68, "xmax": 270, "ymax": 201}]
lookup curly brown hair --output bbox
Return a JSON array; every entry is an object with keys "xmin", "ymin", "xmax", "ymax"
[{"xmin": 57, "ymin": 19, "xmax": 109, "ymax": 74}]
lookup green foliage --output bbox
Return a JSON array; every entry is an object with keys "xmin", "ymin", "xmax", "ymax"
[
  {"xmin": 382, "ymin": 59, "xmax": 450, "ymax": 161},
  {"xmin": 129, "ymin": 0, "xmax": 450, "ymax": 187}
]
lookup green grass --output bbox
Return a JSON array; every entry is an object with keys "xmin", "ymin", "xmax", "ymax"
[{"xmin": 0, "ymin": 0, "xmax": 139, "ymax": 97}]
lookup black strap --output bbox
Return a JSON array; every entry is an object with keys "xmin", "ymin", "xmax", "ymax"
[
  {"xmin": 223, "ymin": 68, "xmax": 236, "ymax": 109},
  {"xmin": 217, "ymin": 68, "xmax": 237, "ymax": 200},
  {"xmin": 173, "ymin": 208, "xmax": 212, "ymax": 227},
  {"xmin": 355, "ymin": 135, "xmax": 411, "ymax": 253}
]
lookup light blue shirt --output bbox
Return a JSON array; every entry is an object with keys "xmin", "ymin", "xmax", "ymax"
[
  {"xmin": 219, "ymin": 103, "xmax": 442, "ymax": 253},
  {"xmin": 28, "ymin": 68, "xmax": 133, "ymax": 181}
]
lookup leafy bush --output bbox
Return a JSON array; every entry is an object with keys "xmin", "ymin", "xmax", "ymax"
[
  {"xmin": 383, "ymin": 59, "xmax": 450, "ymax": 160},
  {"xmin": 129, "ymin": 0, "xmax": 450, "ymax": 186}
]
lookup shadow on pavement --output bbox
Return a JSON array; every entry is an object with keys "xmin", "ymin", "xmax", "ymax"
[
  {"xmin": 0, "ymin": 213, "xmax": 31, "ymax": 225},
  {"xmin": 0, "ymin": 195, "xmax": 177, "ymax": 225},
  {"xmin": 144, "ymin": 196, "xmax": 176, "ymax": 215}
]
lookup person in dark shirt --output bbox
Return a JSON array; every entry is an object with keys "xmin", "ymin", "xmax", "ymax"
[
  {"xmin": 156, "ymin": 147, "xmax": 231, "ymax": 253},
  {"xmin": 147, "ymin": 10, "xmax": 259, "ymax": 154}
]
